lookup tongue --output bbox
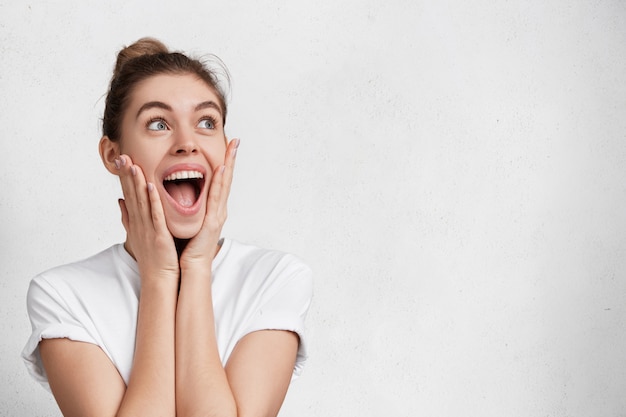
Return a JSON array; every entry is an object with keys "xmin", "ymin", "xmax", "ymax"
[{"xmin": 164, "ymin": 182, "xmax": 196, "ymax": 208}]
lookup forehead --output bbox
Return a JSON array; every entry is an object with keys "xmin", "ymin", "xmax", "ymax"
[{"xmin": 127, "ymin": 73, "xmax": 223, "ymax": 115}]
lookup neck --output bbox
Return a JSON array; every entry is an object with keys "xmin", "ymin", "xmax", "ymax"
[
  {"xmin": 174, "ymin": 238, "xmax": 190, "ymax": 259},
  {"xmin": 124, "ymin": 237, "xmax": 223, "ymax": 262}
]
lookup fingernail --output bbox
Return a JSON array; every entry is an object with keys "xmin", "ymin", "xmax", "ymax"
[
  {"xmin": 220, "ymin": 165, "xmax": 226, "ymax": 174},
  {"xmin": 114, "ymin": 158, "xmax": 121, "ymax": 169},
  {"xmin": 232, "ymin": 139, "xmax": 240, "ymax": 158},
  {"xmin": 120, "ymin": 157, "xmax": 126, "ymax": 166},
  {"xmin": 131, "ymin": 166, "xmax": 136, "ymax": 176},
  {"xmin": 147, "ymin": 182, "xmax": 154, "ymax": 192}
]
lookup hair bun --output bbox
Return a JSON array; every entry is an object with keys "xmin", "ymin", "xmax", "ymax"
[
  {"xmin": 113, "ymin": 37, "xmax": 169, "ymax": 79},
  {"xmin": 103, "ymin": 37, "xmax": 229, "ymax": 141}
]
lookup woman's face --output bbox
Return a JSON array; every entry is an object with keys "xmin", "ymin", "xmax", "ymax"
[{"xmin": 117, "ymin": 73, "xmax": 227, "ymax": 239}]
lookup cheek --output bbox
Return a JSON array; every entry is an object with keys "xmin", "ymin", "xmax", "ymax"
[
  {"xmin": 119, "ymin": 140, "xmax": 144, "ymax": 163},
  {"xmin": 202, "ymin": 141, "xmax": 227, "ymax": 168},
  {"xmin": 120, "ymin": 147, "xmax": 161, "ymax": 182}
]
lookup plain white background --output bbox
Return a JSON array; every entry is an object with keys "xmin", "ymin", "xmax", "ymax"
[{"xmin": 2, "ymin": 1, "xmax": 626, "ymax": 416}]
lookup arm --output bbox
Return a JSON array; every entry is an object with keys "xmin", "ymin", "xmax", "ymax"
[
  {"xmin": 175, "ymin": 139, "xmax": 298, "ymax": 417},
  {"xmin": 40, "ymin": 339, "xmax": 126, "ymax": 417},
  {"xmin": 175, "ymin": 139, "xmax": 236, "ymax": 417},
  {"xmin": 41, "ymin": 155, "xmax": 179, "ymax": 417},
  {"xmin": 224, "ymin": 330, "xmax": 299, "ymax": 417},
  {"xmin": 40, "ymin": 280, "xmax": 177, "ymax": 417},
  {"xmin": 176, "ymin": 266, "xmax": 298, "ymax": 417},
  {"xmin": 175, "ymin": 262, "xmax": 236, "ymax": 417}
]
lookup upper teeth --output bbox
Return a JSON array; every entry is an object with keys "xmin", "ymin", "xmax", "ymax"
[{"xmin": 164, "ymin": 170, "xmax": 204, "ymax": 181}]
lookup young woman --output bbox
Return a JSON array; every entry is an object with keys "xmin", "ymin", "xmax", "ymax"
[{"xmin": 22, "ymin": 38, "xmax": 313, "ymax": 417}]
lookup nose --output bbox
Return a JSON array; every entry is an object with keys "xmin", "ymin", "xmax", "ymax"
[{"xmin": 171, "ymin": 129, "xmax": 198, "ymax": 155}]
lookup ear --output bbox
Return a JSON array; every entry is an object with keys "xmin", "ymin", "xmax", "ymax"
[{"xmin": 99, "ymin": 136, "xmax": 121, "ymax": 175}]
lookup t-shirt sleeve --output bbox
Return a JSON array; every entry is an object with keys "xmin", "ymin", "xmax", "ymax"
[
  {"xmin": 21, "ymin": 274, "xmax": 98, "ymax": 391},
  {"xmin": 243, "ymin": 260, "xmax": 313, "ymax": 378}
]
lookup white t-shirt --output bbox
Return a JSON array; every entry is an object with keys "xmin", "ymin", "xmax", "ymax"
[{"xmin": 22, "ymin": 238, "xmax": 313, "ymax": 391}]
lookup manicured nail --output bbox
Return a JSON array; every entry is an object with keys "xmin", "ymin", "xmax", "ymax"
[
  {"xmin": 220, "ymin": 165, "xmax": 226, "ymax": 174},
  {"xmin": 114, "ymin": 158, "xmax": 121, "ymax": 169},
  {"xmin": 131, "ymin": 166, "xmax": 137, "ymax": 176},
  {"xmin": 147, "ymin": 182, "xmax": 154, "ymax": 192},
  {"xmin": 120, "ymin": 156, "xmax": 126, "ymax": 166},
  {"xmin": 232, "ymin": 139, "xmax": 240, "ymax": 158}
]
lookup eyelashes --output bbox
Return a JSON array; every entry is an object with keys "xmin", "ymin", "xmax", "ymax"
[
  {"xmin": 147, "ymin": 117, "xmax": 168, "ymax": 131},
  {"xmin": 145, "ymin": 115, "xmax": 219, "ymax": 131},
  {"xmin": 196, "ymin": 115, "xmax": 217, "ymax": 130}
]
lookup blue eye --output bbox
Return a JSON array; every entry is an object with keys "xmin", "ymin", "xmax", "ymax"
[
  {"xmin": 147, "ymin": 119, "xmax": 168, "ymax": 131},
  {"xmin": 198, "ymin": 118, "xmax": 215, "ymax": 129}
]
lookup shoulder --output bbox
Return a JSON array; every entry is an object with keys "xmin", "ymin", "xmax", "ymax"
[
  {"xmin": 213, "ymin": 238, "xmax": 313, "ymax": 302},
  {"xmin": 218, "ymin": 238, "xmax": 312, "ymax": 282},
  {"xmin": 33, "ymin": 244, "xmax": 131, "ymax": 280},
  {"xmin": 23, "ymin": 244, "xmax": 140, "ymax": 390},
  {"xmin": 27, "ymin": 244, "xmax": 138, "ymax": 309}
]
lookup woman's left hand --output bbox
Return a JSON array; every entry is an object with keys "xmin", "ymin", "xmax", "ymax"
[{"xmin": 179, "ymin": 138, "xmax": 239, "ymax": 272}]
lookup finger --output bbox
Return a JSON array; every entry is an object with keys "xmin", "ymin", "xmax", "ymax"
[
  {"xmin": 226, "ymin": 138, "xmax": 240, "ymax": 167},
  {"xmin": 128, "ymin": 162, "xmax": 153, "ymax": 230},
  {"xmin": 207, "ymin": 164, "xmax": 225, "ymax": 219},
  {"xmin": 118, "ymin": 198, "xmax": 129, "ymax": 233},
  {"xmin": 115, "ymin": 155, "xmax": 138, "ymax": 224},
  {"xmin": 216, "ymin": 138, "xmax": 239, "ymax": 217},
  {"xmin": 222, "ymin": 138, "xmax": 239, "ymax": 187},
  {"xmin": 147, "ymin": 182, "xmax": 168, "ymax": 235},
  {"xmin": 116, "ymin": 155, "xmax": 155, "ymax": 232}
]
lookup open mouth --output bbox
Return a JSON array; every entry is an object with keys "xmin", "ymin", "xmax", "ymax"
[{"xmin": 163, "ymin": 170, "xmax": 205, "ymax": 208}]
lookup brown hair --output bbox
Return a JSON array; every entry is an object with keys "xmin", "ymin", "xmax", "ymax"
[{"xmin": 102, "ymin": 37, "xmax": 229, "ymax": 142}]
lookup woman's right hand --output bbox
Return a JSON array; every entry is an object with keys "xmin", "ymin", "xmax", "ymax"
[{"xmin": 115, "ymin": 154, "xmax": 180, "ymax": 282}]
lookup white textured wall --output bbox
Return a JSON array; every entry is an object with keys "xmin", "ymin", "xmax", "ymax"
[{"xmin": 2, "ymin": 1, "xmax": 626, "ymax": 416}]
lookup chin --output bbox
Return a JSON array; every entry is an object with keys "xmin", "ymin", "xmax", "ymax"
[{"xmin": 166, "ymin": 220, "xmax": 203, "ymax": 240}]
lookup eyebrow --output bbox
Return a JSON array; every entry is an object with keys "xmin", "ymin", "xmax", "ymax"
[
  {"xmin": 135, "ymin": 100, "xmax": 223, "ymax": 119},
  {"xmin": 136, "ymin": 101, "xmax": 172, "ymax": 119},
  {"xmin": 194, "ymin": 100, "xmax": 223, "ymax": 116}
]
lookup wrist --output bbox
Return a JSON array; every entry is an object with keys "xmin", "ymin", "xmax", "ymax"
[
  {"xmin": 139, "ymin": 268, "xmax": 180, "ymax": 287},
  {"xmin": 179, "ymin": 260, "xmax": 212, "ymax": 277}
]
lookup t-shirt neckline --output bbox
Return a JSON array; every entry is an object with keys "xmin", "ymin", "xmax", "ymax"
[{"xmin": 116, "ymin": 237, "xmax": 231, "ymax": 275}]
